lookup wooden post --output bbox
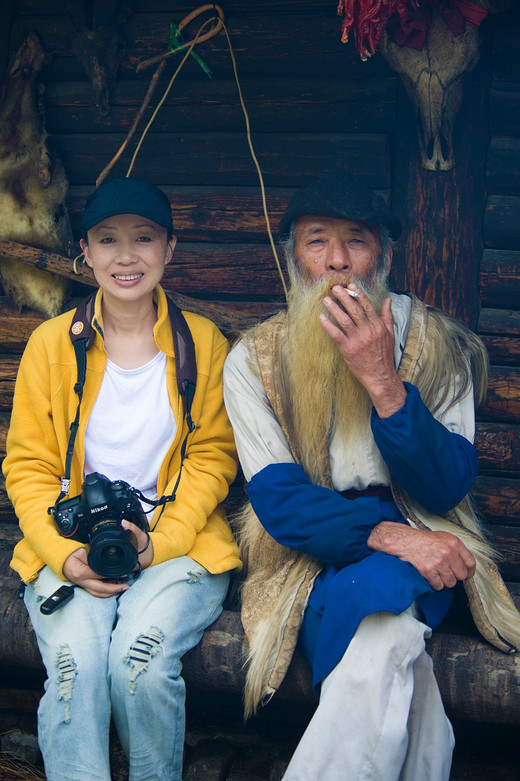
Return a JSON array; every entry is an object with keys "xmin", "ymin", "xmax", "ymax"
[{"xmin": 390, "ymin": 26, "xmax": 492, "ymax": 330}]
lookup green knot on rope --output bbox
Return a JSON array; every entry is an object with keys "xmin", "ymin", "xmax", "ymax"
[{"xmin": 168, "ymin": 23, "xmax": 212, "ymax": 78}]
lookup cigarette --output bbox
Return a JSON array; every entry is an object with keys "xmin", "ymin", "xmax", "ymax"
[{"xmin": 346, "ymin": 288, "xmax": 361, "ymax": 299}]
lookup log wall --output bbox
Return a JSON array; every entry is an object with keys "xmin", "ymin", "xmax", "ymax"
[
  {"xmin": 0, "ymin": 0, "xmax": 518, "ymax": 633},
  {"xmin": 0, "ymin": 0, "xmax": 519, "ymax": 725},
  {"xmin": 475, "ymin": 7, "xmax": 520, "ymax": 582}
]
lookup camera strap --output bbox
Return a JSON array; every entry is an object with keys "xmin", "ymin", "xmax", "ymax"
[{"xmin": 52, "ymin": 290, "xmax": 198, "ymax": 512}]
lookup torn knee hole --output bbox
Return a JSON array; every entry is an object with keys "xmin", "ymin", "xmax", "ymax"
[
  {"xmin": 56, "ymin": 645, "xmax": 77, "ymax": 723},
  {"xmin": 187, "ymin": 564, "xmax": 206, "ymax": 584},
  {"xmin": 124, "ymin": 627, "xmax": 164, "ymax": 693}
]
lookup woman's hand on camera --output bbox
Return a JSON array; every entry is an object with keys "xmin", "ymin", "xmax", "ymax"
[
  {"xmin": 122, "ymin": 519, "xmax": 154, "ymax": 570},
  {"xmin": 62, "ymin": 548, "xmax": 130, "ymax": 598}
]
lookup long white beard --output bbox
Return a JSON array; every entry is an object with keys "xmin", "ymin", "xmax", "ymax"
[{"xmin": 278, "ymin": 268, "xmax": 390, "ymax": 484}]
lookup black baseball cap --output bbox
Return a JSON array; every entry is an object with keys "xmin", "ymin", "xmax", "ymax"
[
  {"xmin": 81, "ymin": 177, "xmax": 173, "ymax": 236},
  {"xmin": 279, "ymin": 169, "xmax": 401, "ymax": 242}
]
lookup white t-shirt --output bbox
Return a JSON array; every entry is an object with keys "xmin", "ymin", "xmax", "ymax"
[{"xmin": 84, "ymin": 351, "xmax": 176, "ymax": 500}]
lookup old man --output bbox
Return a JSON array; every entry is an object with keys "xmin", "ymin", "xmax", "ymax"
[{"xmin": 223, "ymin": 169, "xmax": 520, "ymax": 780}]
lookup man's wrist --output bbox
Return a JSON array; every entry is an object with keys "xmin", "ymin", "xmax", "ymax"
[{"xmin": 370, "ymin": 379, "xmax": 407, "ymax": 418}]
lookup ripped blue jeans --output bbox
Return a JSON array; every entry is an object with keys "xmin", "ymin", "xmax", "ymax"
[{"xmin": 24, "ymin": 557, "xmax": 230, "ymax": 781}]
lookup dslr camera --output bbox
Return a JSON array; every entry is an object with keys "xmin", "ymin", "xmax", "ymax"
[{"xmin": 53, "ymin": 472, "xmax": 149, "ymax": 578}]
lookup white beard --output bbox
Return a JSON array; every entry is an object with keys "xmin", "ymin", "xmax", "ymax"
[{"xmin": 278, "ymin": 266, "xmax": 390, "ymax": 484}]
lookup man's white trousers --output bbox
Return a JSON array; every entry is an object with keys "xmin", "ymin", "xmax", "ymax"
[{"xmin": 283, "ymin": 607, "xmax": 454, "ymax": 780}]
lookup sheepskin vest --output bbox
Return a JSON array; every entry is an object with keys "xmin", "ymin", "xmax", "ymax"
[{"xmin": 238, "ymin": 295, "xmax": 520, "ymax": 717}]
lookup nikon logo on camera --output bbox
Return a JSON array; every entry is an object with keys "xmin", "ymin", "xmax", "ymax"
[{"xmin": 53, "ymin": 472, "xmax": 149, "ymax": 578}]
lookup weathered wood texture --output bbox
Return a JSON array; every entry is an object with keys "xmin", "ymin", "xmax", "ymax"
[
  {"xmin": 0, "ymin": 539, "xmax": 519, "ymax": 724},
  {"xmin": 476, "ymin": 8, "xmax": 520, "ymax": 591},
  {"xmin": 0, "ymin": 0, "xmax": 519, "ymax": 727},
  {"xmin": 0, "ymin": 3, "xmax": 517, "ymax": 530}
]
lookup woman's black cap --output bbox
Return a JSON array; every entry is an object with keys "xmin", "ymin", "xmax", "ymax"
[
  {"xmin": 279, "ymin": 169, "xmax": 401, "ymax": 242},
  {"xmin": 81, "ymin": 177, "xmax": 173, "ymax": 236}
]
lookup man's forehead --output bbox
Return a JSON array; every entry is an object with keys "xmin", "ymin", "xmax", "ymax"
[{"xmin": 295, "ymin": 216, "xmax": 375, "ymax": 236}]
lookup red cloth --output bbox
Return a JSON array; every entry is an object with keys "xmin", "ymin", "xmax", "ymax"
[
  {"xmin": 387, "ymin": 0, "xmax": 468, "ymax": 49},
  {"xmin": 339, "ymin": 0, "xmax": 490, "ymax": 55},
  {"xmin": 454, "ymin": 0, "xmax": 489, "ymax": 28}
]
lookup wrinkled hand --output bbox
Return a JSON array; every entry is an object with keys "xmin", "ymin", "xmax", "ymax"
[
  {"xmin": 368, "ymin": 521, "xmax": 476, "ymax": 590},
  {"xmin": 319, "ymin": 284, "xmax": 407, "ymax": 417}
]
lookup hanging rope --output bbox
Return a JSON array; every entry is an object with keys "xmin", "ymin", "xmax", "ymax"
[
  {"xmin": 219, "ymin": 20, "xmax": 288, "ymax": 300},
  {"xmin": 90, "ymin": 4, "xmax": 288, "ymax": 300}
]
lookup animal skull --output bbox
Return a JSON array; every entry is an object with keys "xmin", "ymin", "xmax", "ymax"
[{"xmin": 379, "ymin": 9, "xmax": 481, "ymax": 171}]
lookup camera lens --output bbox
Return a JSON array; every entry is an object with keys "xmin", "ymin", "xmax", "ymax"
[
  {"xmin": 102, "ymin": 546, "xmax": 124, "ymax": 562},
  {"xmin": 87, "ymin": 523, "xmax": 138, "ymax": 577}
]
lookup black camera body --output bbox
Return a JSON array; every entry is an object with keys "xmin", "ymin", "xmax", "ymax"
[{"xmin": 53, "ymin": 472, "xmax": 149, "ymax": 578}]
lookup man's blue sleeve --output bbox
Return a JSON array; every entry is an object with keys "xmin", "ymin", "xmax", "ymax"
[
  {"xmin": 247, "ymin": 462, "xmax": 396, "ymax": 565},
  {"xmin": 370, "ymin": 383, "xmax": 478, "ymax": 514}
]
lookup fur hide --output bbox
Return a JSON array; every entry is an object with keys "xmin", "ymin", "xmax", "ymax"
[
  {"xmin": 238, "ymin": 296, "xmax": 520, "ymax": 716},
  {"xmin": 0, "ymin": 33, "xmax": 72, "ymax": 318}
]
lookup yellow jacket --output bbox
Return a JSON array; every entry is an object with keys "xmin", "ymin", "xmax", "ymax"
[{"xmin": 3, "ymin": 286, "xmax": 242, "ymax": 582}]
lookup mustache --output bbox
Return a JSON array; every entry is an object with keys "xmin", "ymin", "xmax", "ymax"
[{"xmin": 289, "ymin": 272, "xmax": 388, "ymax": 318}]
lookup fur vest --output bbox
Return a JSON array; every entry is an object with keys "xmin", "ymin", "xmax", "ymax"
[{"xmin": 238, "ymin": 296, "xmax": 520, "ymax": 717}]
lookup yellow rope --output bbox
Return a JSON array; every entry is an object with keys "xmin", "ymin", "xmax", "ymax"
[
  {"xmin": 220, "ymin": 20, "xmax": 288, "ymax": 300},
  {"xmin": 125, "ymin": 17, "xmax": 214, "ymax": 178},
  {"xmin": 90, "ymin": 5, "xmax": 288, "ymax": 299}
]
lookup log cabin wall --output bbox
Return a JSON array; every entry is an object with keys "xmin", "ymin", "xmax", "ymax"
[
  {"xmin": 474, "ymin": 6, "xmax": 520, "ymax": 582},
  {"xmin": 0, "ymin": 2, "xmax": 519, "ymax": 583}
]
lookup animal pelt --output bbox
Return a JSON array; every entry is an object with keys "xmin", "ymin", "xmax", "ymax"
[
  {"xmin": 70, "ymin": 0, "xmax": 132, "ymax": 117},
  {"xmin": 0, "ymin": 32, "xmax": 72, "ymax": 319},
  {"xmin": 237, "ymin": 298, "xmax": 520, "ymax": 717}
]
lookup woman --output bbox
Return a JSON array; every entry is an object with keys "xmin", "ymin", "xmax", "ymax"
[{"xmin": 3, "ymin": 176, "xmax": 241, "ymax": 781}]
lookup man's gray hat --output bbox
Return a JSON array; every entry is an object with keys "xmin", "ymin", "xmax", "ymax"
[
  {"xmin": 279, "ymin": 168, "xmax": 401, "ymax": 242},
  {"xmin": 82, "ymin": 176, "xmax": 173, "ymax": 236}
]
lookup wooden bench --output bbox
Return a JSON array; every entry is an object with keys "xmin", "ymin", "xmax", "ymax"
[
  {"xmin": 1, "ymin": 527, "xmax": 520, "ymax": 726},
  {"xmin": 1, "ymin": 244, "xmax": 520, "ymax": 727}
]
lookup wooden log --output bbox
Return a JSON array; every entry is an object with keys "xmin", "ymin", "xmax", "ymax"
[
  {"xmin": 52, "ymin": 132, "xmax": 390, "ymax": 190},
  {"xmin": 479, "ymin": 366, "xmax": 520, "ymax": 422},
  {"xmin": 0, "ymin": 574, "xmax": 41, "ymax": 670},
  {"xmin": 473, "ymin": 476, "xmax": 520, "ymax": 526},
  {"xmin": 480, "ymin": 334, "xmax": 520, "ymax": 366},
  {"xmin": 483, "ymin": 526, "xmax": 520, "ymax": 583},
  {"xmin": 475, "ymin": 422, "xmax": 520, "ymax": 472},
  {"xmin": 0, "ymin": 360, "xmax": 20, "ymax": 412},
  {"xmin": 479, "ymin": 250, "xmax": 520, "ymax": 309},
  {"xmin": 15, "ymin": 0, "xmax": 372, "ymax": 15},
  {"xmin": 0, "ymin": 687, "xmax": 42, "ymax": 713},
  {"xmin": 10, "ymin": 11, "xmax": 392, "ymax": 82},
  {"xmin": 0, "ymin": 297, "xmax": 45, "ymax": 353},
  {"xmin": 425, "ymin": 619, "xmax": 520, "ymax": 725},
  {"xmin": 0, "ymin": 560, "xmax": 519, "ymax": 723},
  {"xmin": 0, "ymin": 241, "xmax": 286, "ymax": 337},
  {"xmin": 65, "ymin": 184, "xmax": 391, "ymax": 243},
  {"xmin": 67, "ymin": 185, "xmax": 293, "ymax": 243},
  {"xmin": 478, "ymin": 307, "xmax": 520, "ymax": 337},
  {"xmin": 0, "ymin": 239, "xmax": 92, "ymax": 286},
  {"xmin": 0, "ymin": 0, "xmax": 13, "ymax": 83},
  {"xmin": 491, "ymin": 9, "xmax": 520, "ymax": 83},
  {"xmin": 483, "ymin": 195, "xmax": 520, "ymax": 251},
  {"xmin": 478, "ymin": 308, "xmax": 520, "ymax": 365},
  {"xmin": 162, "ymin": 243, "xmax": 287, "ymax": 297},
  {"xmin": 486, "ymin": 139, "xmax": 520, "ymax": 197},
  {"xmin": 489, "ymin": 83, "xmax": 520, "ymax": 138},
  {"xmin": 44, "ymin": 77, "xmax": 397, "ymax": 136}
]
